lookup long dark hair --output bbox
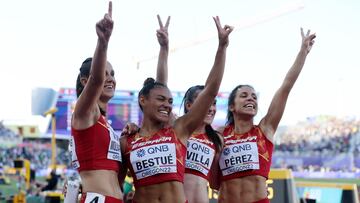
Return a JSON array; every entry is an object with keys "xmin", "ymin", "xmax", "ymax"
[
  {"xmin": 226, "ymin": 84, "xmax": 254, "ymax": 125},
  {"xmin": 182, "ymin": 85, "xmax": 222, "ymax": 151},
  {"xmin": 75, "ymin": 57, "xmax": 106, "ymax": 116},
  {"xmin": 138, "ymin": 77, "xmax": 168, "ymax": 111}
]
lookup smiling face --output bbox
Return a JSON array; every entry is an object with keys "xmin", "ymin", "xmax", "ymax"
[
  {"xmin": 140, "ymin": 86, "xmax": 173, "ymax": 124},
  {"xmin": 185, "ymin": 89, "xmax": 217, "ymax": 125},
  {"xmin": 230, "ymin": 86, "xmax": 258, "ymax": 118},
  {"xmin": 100, "ymin": 62, "xmax": 116, "ymax": 100},
  {"xmin": 77, "ymin": 60, "xmax": 116, "ymax": 103}
]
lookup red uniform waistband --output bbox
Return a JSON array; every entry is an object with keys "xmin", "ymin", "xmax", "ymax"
[
  {"xmin": 253, "ymin": 198, "xmax": 270, "ymax": 203},
  {"xmin": 80, "ymin": 192, "xmax": 123, "ymax": 203},
  {"xmin": 132, "ymin": 201, "xmax": 188, "ymax": 203}
]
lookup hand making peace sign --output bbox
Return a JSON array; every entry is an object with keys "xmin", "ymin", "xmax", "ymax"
[
  {"xmin": 213, "ymin": 16, "xmax": 234, "ymax": 47},
  {"xmin": 156, "ymin": 15, "xmax": 171, "ymax": 47},
  {"xmin": 301, "ymin": 27, "xmax": 316, "ymax": 54}
]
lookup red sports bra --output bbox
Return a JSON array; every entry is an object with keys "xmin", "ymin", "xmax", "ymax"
[
  {"xmin": 71, "ymin": 115, "xmax": 121, "ymax": 173},
  {"xmin": 219, "ymin": 125, "xmax": 273, "ymax": 182},
  {"xmin": 124, "ymin": 127, "xmax": 187, "ymax": 188}
]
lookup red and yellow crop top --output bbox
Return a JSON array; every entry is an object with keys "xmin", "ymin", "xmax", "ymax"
[
  {"xmin": 219, "ymin": 125, "xmax": 273, "ymax": 182},
  {"xmin": 70, "ymin": 115, "xmax": 121, "ymax": 173},
  {"xmin": 124, "ymin": 127, "xmax": 187, "ymax": 188},
  {"xmin": 185, "ymin": 133, "xmax": 216, "ymax": 181}
]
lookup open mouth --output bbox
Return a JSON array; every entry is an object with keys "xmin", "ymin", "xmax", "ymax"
[
  {"xmin": 104, "ymin": 84, "xmax": 114, "ymax": 89},
  {"xmin": 158, "ymin": 110, "xmax": 169, "ymax": 117},
  {"xmin": 244, "ymin": 103, "xmax": 255, "ymax": 109},
  {"xmin": 206, "ymin": 112, "xmax": 215, "ymax": 117}
]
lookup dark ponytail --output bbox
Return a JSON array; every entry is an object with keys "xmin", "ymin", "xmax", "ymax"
[
  {"xmin": 75, "ymin": 57, "xmax": 106, "ymax": 116},
  {"xmin": 76, "ymin": 57, "xmax": 92, "ymax": 98},
  {"xmin": 205, "ymin": 125, "xmax": 222, "ymax": 152}
]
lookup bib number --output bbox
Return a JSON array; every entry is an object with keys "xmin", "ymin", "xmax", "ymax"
[{"xmin": 84, "ymin": 192, "xmax": 105, "ymax": 203}]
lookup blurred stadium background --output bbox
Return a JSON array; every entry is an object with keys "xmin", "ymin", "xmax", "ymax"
[{"xmin": 0, "ymin": 87, "xmax": 359, "ymax": 203}]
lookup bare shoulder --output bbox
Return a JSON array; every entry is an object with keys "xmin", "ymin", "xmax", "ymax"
[
  {"xmin": 258, "ymin": 119, "xmax": 275, "ymax": 143},
  {"xmin": 72, "ymin": 109, "xmax": 100, "ymax": 130},
  {"xmin": 173, "ymin": 117, "xmax": 188, "ymax": 144},
  {"xmin": 216, "ymin": 125, "xmax": 225, "ymax": 134}
]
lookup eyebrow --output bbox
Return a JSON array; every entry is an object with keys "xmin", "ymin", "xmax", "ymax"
[{"xmin": 156, "ymin": 95, "xmax": 172, "ymax": 100}]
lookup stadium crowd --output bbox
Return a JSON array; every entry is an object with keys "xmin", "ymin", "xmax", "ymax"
[
  {"xmin": 275, "ymin": 116, "xmax": 360, "ymax": 156},
  {"xmin": 272, "ymin": 116, "xmax": 360, "ymax": 172},
  {"xmin": 0, "ymin": 121, "xmax": 71, "ymax": 170}
]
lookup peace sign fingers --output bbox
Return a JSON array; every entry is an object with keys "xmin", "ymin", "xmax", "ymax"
[
  {"xmin": 213, "ymin": 16, "xmax": 233, "ymax": 47},
  {"xmin": 300, "ymin": 27, "xmax": 316, "ymax": 54},
  {"xmin": 157, "ymin": 15, "xmax": 171, "ymax": 31},
  {"xmin": 156, "ymin": 15, "xmax": 170, "ymax": 47}
]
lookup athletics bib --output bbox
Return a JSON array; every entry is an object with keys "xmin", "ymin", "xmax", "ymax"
[
  {"xmin": 185, "ymin": 140, "xmax": 215, "ymax": 176},
  {"xmin": 84, "ymin": 192, "xmax": 105, "ymax": 203},
  {"xmin": 69, "ymin": 136, "xmax": 80, "ymax": 169},
  {"xmin": 107, "ymin": 126, "xmax": 122, "ymax": 162},
  {"xmin": 219, "ymin": 142, "xmax": 259, "ymax": 176},
  {"xmin": 130, "ymin": 143, "xmax": 177, "ymax": 180}
]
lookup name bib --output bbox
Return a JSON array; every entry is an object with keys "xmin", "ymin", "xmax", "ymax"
[
  {"xmin": 130, "ymin": 143, "xmax": 177, "ymax": 180},
  {"xmin": 185, "ymin": 140, "xmax": 215, "ymax": 176},
  {"xmin": 107, "ymin": 126, "xmax": 122, "ymax": 162},
  {"xmin": 219, "ymin": 142, "xmax": 259, "ymax": 176},
  {"xmin": 69, "ymin": 136, "xmax": 80, "ymax": 169}
]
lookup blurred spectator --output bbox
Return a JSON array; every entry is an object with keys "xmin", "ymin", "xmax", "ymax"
[
  {"xmin": 275, "ymin": 116, "xmax": 359, "ymax": 156},
  {"xmin": 40, "ymin": 169, "xmax": 60, "ymax": 191},
  {"xmin": 273, "ymin": 116, "xmax": 360, "ymax": 171}
]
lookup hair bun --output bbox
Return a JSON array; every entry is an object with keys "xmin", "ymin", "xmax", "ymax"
[
  {"xmin": 80, "ymin": 57, "xmax": 92, "ymax": 71},
  {"xmin": 143, "ymin": 77, "xmax": 155, "ymax": 87}
]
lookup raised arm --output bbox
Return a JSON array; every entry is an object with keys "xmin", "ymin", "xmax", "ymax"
[
  {"xmin": 260, "ymin": 28, "xmax": 316, "ymax": 140},
  {"xmin": 175, "ymin": 16, "xmax": 233, "ymax": 143},
  {"xmin": 118, "ymin": 136, "xmax": 129, "ymax": 192},
  {"xmin": 74, "ymin": 2, "xmax": 113, "ymax": 120},
  {"xmin": 156, "ymin": 15, "xmax": 170, "ymax": 85}
]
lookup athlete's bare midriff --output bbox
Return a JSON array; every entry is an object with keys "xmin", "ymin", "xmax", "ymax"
[
  {"xmin": 133, "ymin": 181, "xmax": 186, "ymax": 203},
  {"xmin": 218, "ymin": 175, "xmax": 267, "ymax": 203},
  {"xmin": 80, "ymin": 170, "xmax": 122, "ymax": 199},
  {"xmin": 184, "ymin": 173, "xmax": 209, "ymax": 203}
]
